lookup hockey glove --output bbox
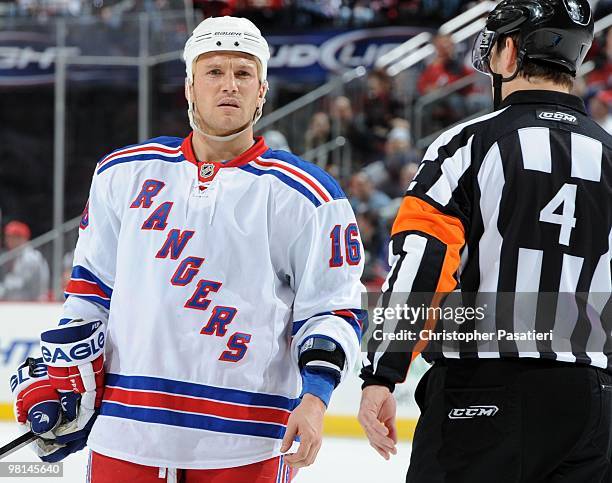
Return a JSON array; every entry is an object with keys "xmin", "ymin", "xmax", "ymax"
[
  {"xmin": 40, "ymin": 318, "xmax": 105, "ymax": 446},
  {"xmin": 10, "ymin": 357, "xmax": 86, "ymax": 462}
]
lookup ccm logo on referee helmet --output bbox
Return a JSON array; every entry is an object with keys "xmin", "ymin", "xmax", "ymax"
[
  {"xmin": 537, "ymin": 110, "xmax": 578, "ymax": 124},
  {"xmin": 448, "ymin": 405, "xmax": 499, "ymax": 419}
]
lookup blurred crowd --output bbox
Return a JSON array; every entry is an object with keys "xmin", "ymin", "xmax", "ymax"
[
  {"xmin": 3, "ymin": 3, "xmax": 612, "ymax": 299},
  {"xmin": 0, "ymin": 0, "xmax": 473, "ymax": 27},
  {"xmin": 284, "ymin": 74, "xmax": 420, "ymax": 289},
  {"xmin": 582, "ymin": 27, "xmax": 612, "ymax": 130}
]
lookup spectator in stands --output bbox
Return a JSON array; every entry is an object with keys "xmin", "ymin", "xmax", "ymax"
[
  {"xmin": 329, "ymin": 96, "xmax": 357, "ymax": 139},
  {"xmin": 384, "ymin": 125, "xmax": 419, "ymax": 168},
  {"xmin": 366, "ymin": 125, "xmax": 420, "ymax": 199},
  {"xmin": 587, "ymin": 28, "xmax": 612, "ymax": 90},
  {"xmin": 356, "ymin": 209, "xmax": 388, "ymax": 289},
  {"xmin": 345, "ymin": 0, "xmax": 376, "ymax": 26},
  {"xmin": 360, "ymin": 70, "xmax": 405, "ymax": 161},
  {"xmin": 364, "ymin": 70, "xmax": 404, "ymax": 124},
  {"xmin": 348, "ymin": 171, "xmax": 391, "ymax": 214},
  {"xmin": 0, "ymin": 221, "xmax": 49, "ymax": 301},
  {"xmin": 263, "ymin": 129, "xmax": 291, "ymax": 152},
  {"xmin": 417, "ymin": 33, "xmax": 473, "ymax": 132},
  {"xmin": 304, "ymin": 111, "xmax": 332, "ymax": 165},
  {"xmin": 328, "ymin": 95, "xmax": 367, "ymax": 167},
  {"xmin": 417, "ymin": 34, "xmax": 472, "ymax": 95},
  {"xmin": 589, "ymin": 91, "xmax": 612, "ymax": 133},
  {"xmin": 379, "ymin": 166, "xmax": 418, "ymax": 198}
]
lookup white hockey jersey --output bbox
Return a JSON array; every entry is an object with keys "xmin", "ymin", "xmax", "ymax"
[{"xmin": 62, "ymin": 134, "xmax": 365, "ymax": 469}]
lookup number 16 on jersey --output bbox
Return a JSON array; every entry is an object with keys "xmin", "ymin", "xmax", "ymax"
[{"xmin": 330, "ymin": 223, "xmax": 361, "ymax": 267}]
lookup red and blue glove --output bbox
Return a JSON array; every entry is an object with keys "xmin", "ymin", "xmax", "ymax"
[
  {"xmin": 41, "ymin": 318, "xmax": 106, "ymax": 445},
  {"xmin": 10, "ymin": 357, "xmax": 86, "ymax": 462},
  {"xmin": 9, "ymin": 318, "xmax": 106, "ymax": 462}
]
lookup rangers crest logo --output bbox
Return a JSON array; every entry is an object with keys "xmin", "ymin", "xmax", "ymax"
[
  {"xmin": 80, "ymin": 200, "xmax": 89, "ymax": 230},
  {"xmin": 200, "ymin": 163, "xmax": 215, "ymax": 179}
]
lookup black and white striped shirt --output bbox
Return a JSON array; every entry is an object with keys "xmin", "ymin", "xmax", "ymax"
[{"xmin": 362, "ymin": 90, "xmax": 612, "ymax": 390}]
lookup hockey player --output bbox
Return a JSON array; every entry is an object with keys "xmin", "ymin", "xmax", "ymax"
[
  {"xmin": 10, "ymin": 16, "xmax": 366, "ymax": 482},
  {"xmin": 359, "ymin": 0, "xmax": 612, "ymax": 481}
]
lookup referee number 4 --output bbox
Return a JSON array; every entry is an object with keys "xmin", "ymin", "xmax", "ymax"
[{"xmin": 539, "ymin": 183, "xmax": 577, "ymax": 247}]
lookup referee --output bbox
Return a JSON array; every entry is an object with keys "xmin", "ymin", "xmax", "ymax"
[{"xmin": 358, "ymin": 0, "xmax": 612, "ymax": 481}]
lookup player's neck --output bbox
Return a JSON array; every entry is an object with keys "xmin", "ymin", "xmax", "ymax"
[
  {"xmin": 501, "ymin": 77, "xmax": 571, "ymax": 100},
  {"xmin": 191, "ymin": 130, "xmax": 256, "ymax": 163}
]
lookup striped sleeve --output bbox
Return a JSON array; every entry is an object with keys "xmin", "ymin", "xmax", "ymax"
[
  {"xmin": 62, "ymin": 164, "xmax": 119, "ymax": 324},
  {"xmin": 65, "ymin": 265, "xmax": 113, "ymax": 310},
  {"xmin": 289, "ymin": 199, "xmax": 366, "ymax": 384},
  {"xmin": 360, "ymin": 125, "xmax": 472, "ymax": 390}
]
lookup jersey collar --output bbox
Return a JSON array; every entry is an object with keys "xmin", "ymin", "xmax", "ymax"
[
  {"xmin": 180, "ymin": 132, "xmax": 269, "ymax": 168},
  {"xmin": 499, "ymin": 90, "xmax": 587, "ymax": 115}
]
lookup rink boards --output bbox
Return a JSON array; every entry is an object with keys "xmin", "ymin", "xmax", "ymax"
[{"xmin": 0, "ymin": 303, "xmax": 424, "ymax": 440}]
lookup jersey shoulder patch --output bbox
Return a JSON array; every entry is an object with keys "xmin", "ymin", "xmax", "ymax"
[
  {"xmin": 240, "ymin": 149, "xmax": 346, "ymax": 207},
  {"xmin": 96, "ymin": 136, "xmax": 184, "ymax": 175}
]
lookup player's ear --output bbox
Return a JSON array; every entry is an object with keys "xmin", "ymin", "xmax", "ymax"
[
  {"xmin": 185, "ymin": 78, "xmax": 193, "ymax": 103},
  {"xmin": 259, "ymin": 81, "xmax": 268, "ymax": 112},
  {"xmin": 258, "ymin": 80, "xmax": 268, "ymax": 100}
]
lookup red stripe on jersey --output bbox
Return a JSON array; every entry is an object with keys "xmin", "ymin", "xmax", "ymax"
[
  {"xmin": 103, "ymin": 387, "xmax": 291, "ymax": 426},
  {"xmin": 253, "ymin": 159, "xmax": 331, "ymax": 202},
  {"xmin": 99, "ymin": 145, "xmax": 181, "ymax": 166},
  {"xmin": 333, "ymin": 309, "xmax": 362, "ymax": 329},
  {"xmin": 65, "ymin": 280, "xmax": 110, "ymax": 300}
]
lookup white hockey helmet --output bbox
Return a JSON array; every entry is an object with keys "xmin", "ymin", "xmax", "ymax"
[
  {"xmin": 183, "ymin": 16, "xmax": 271, "ymax": 142},
  {"xmin": 183, "ymin": 16, "xmax": 270, "ymax": 84}
]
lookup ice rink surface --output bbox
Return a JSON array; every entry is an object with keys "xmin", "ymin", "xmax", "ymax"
[{"xmin": 0, "ymin": 423, "xmax": 411, "ymax": 482}]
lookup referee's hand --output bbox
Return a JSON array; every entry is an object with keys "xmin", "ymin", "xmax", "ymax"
[{"xmin": 358, "ymin": 385, "xmax": 398, "ymax": 460}]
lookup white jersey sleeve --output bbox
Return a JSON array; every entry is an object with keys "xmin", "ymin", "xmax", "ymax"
[
  {"xmin": 63, "ymin": 167, "xmax": 119, "ymax": 324},
  {"xmin": 288, "ymin": 199, "xmax": 366, "ymax": 380}
]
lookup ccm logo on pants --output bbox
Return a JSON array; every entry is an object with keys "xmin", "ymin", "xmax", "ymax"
[{"xmin": 448, "ymin": 405, "xmax": 499, "ymax": 419}]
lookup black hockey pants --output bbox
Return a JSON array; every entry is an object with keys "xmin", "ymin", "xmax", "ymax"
[{"xmin": 407, "ymin": 358, "xmax": 612, "ymax": 483}]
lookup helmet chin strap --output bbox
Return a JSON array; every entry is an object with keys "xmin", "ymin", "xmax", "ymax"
[
  {"xmin": 490, "ymin": 52, "xmax": 524, "ymax": 110},
  {"xmin": 186, "ymin": 80, "xmax": 268, "ymax": 143},
  {"xmin": 492, "ymin": 72, "xmax": 504, "ymax": 110}
]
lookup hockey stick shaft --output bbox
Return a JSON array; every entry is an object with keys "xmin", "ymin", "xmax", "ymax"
[{"xmin": 0, "ymin": 431, "xmax": 37, "ymax": 460}]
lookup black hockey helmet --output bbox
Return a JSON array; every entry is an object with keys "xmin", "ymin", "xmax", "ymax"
[{"xmin": 472, "ymin": 0, "xmax": 594, "ymax": 77}]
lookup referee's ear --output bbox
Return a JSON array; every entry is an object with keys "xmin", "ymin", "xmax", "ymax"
[{"xmin": 495, "ymin": 37, "xmax": 519, "ymax": 78}]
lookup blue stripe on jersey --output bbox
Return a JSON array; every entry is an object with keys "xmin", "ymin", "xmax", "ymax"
[
  {"xmin": 291, "ymin": 319, "xmax": 308, "ymax": 336},
  {"xmin": 100, "ymin": 402, "xmax": 287, "ymax": 439},
  {"xmin": 97, "ymin": 153, "xmax": 185, "ymax": 175},
  {"xmin": 105, "ymin": 373, "xmax": 300, "ymax": 411},
  {"xmin": 65, "ymin": 294, "xmax": 110, "ymax": 310},
  {"xmin": 260, "ymin": 149, "xmax": 346, "ymax": 200},
  {"xmin": 240, "ymin": 164, "xmax": 322, "ymax": 207},
  {"xmin": 292, "ymin": 309, "xmax": 364, "ymax": 341},
  {"xmin": 70, "ymin": 265, "xmax": 113, "ymax": 298},
  {"xmin": 99, "ymin": 136, "xmax": 183, "ymax": 161}
]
